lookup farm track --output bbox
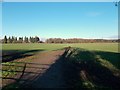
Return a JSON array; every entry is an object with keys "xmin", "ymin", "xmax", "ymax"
[
  {"xmin": 21, "ymin": 50, "xmax": 67, "ymax": 88},
  {"xmin": 2, "ymin": 50, "xmax": 68, "ymax": 88}
]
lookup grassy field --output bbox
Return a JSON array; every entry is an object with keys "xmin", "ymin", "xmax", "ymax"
[
  {"xmin": 2, "ymin": 43, "xmax": 119, "ymax": 52},
  {"xmin": 2, "ymin": 43, "xmax": 119, "ymax": 70},
  {"xmin": 64, "ymin": 48, "xmax": 120, "ymax": 88},
  {"xmin": 2, "ymin": 43, "xmax": 120, "ymax": 89}
]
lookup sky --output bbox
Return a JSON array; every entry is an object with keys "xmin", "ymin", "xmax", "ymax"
[
  {"xmin": 0, "ymin": 2, "xmax": 2, "ymax": 39},
  {"xmin": 2, "ymin": 2, "xmax": 118, "ymax": 39},
  {"xmin": 2, "ymin": 0, "xmax": 120, "ymax": 2}
]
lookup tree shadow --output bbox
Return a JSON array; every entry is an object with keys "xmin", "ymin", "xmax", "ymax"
[
  {"xmin": 23, "ymin": 50, "xmax": 68, "ymax": 88},
  {"xmin": 95, "ymin": 51, "xmax": 120, "ymax": 69},
  {"xmin": 2, "ymin": 48, "xmax": 120, "ymax": 89},
  {"xmin": 2, "ymin": 49, "xmax": 69, "ymax": 89},
  {"xmin": 2, "ymin": 49, "xmax": 44, "ymax": 62},
  {"xmin": 64, "ymin": 49, "xmax": 120, "ymax": 89},
  {"xmin": 2, "ymin": 62, "xmax": 51, "ymax": 89}
]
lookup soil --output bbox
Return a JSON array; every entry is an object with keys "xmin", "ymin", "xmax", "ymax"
[{"xmin": 2, "ymin": 50, "xmax": 67, "ymax": 88}]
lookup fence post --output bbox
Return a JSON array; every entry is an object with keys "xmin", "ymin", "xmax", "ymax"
[{"xmin": 17, "ymin": 63, "xmax": 27, "ymax": 82}]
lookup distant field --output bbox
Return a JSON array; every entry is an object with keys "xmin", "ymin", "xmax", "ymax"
[{"xmin": 2, "ymin": 43, "xmax": 119, "ymax": 53}]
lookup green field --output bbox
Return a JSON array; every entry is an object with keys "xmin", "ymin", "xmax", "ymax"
[
  {"xmin": 2, "ymin": 43, "xmax": 119, "ymax": 52},
  {"xmin": 2, "ymin": 43, "xmax": 120, "ymax": 89},
  {"xmin": 2, "ymin": 43, "xmax": 119, "ymax": 69}
]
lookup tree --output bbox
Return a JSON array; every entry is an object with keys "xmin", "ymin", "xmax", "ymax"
[
  {"xmin": 14, "ymin": 37, "xmax": 17, "ymax": 43},
  {"xmin": 31, "ymin": 37, "xmax": 34, "ymax": 43},
  {"xmin": 8, "ymin": 37, "xmax": 12, "ymax": 43},
  {"xmin": 29, "ymin": 37, "xmax": 32, "ymax": 43},
  {"xmin": 11, "ymin": 36, "xmax": 14, "ymax": 43},
  {"xmin": 29, "ymin": 37, "xmax": 35, "ymax": 43},
  {"xmin": 18, "ymin": 37, "xmax": 23, "ymax": 43},
  {"xmin": 35, "ymin": 36, "xmax": 40, "ymax": 43},
  {"xmin": 24, "ymin": 36, "xmax": 29, "ymax": 43},
  {"xmin": 4, "ymin": 36, "xmax": 7, "ymax": 43}
]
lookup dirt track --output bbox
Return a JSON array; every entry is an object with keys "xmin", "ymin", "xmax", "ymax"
[
  {"xmin": 21, "ymin": 50, "xmax": 67, "ymax": 88},
  {"xmin": 3, "ymin": 50, "xmax": 67, "ymax": 88}
]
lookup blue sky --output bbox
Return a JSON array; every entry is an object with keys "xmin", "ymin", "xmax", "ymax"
[
  {"xmin": 3, "ymin": 0, "xmax": 119, "ymax": 2},
  {"xmin": 0, "ymin": 2, "xmax": 2, "ymax": 39},
  {"xmin": 2, "ymin": 2, "xmax": 118, "ymax": 39}
]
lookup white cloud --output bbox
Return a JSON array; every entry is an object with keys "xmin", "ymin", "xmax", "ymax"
[{"xmin": 103, "ymin": 35, "xmax": 119, "ymax": 39}]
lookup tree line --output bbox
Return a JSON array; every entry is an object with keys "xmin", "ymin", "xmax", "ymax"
[
  {"xmin": 46, "ymin": 38, "xmax": 119, "ymax": 43},
  {"xmin": 2, "ymin": 36, "xmax": 43, "ymax": 43},
  {"xmin": 1, "ymin": 36, "xmax": 119, "ymax": 44}
]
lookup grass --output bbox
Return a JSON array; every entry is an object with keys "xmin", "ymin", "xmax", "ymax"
[
  {"xmin": 2, "ymin": 43, "xmax": 68, "ymax": 51},
  {"xmin": 1, "ymin": 43, "xmax": 120, "ymax": 89},
  {"xmin": 2, "ymin": 43, "xmax": 119, "ymax": 52},
  {"xmin": 65, "ymin": 48, "xmax": 120, "ymax": 89},
  {"xmin": 2, "ymin": 62, "xmax": 24, "ymax": 78},
  {"xmin": 2, "ymin": 43, "xmax": 118, "ymax": 63}
]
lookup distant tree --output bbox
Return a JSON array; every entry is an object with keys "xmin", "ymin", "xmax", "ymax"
[
  {"xmin": 35, "ymin": 36, "xmax": 40, "ymax": 43},
  {"xmin": 31, "ymin": 37, "xmax": 34, "ymax": 43},
  {"xmin": 39, "ymin": 41, "xmax": 44, "ymax": 43},
  {"xmin": 8, "ymin": 37, "xmax": 12, "ymax": 43},
  {"xmin": 4, "ymin": 36, "xmax": 7, "ymax": 43},
  {"xmin": 24, "ymin": 36, "xmax": 29, "ymax": 43},
  {"xmin": 26, "ymin": 37, "xmax": 29, "ymax": 43},
  {"xmin": 14, "ymin": 37, "xmax": 17, "ymax": 43},
  {"xmin": 45, "ymin": 38, "xmax": 117, "ymax": 43},
  {"xmin": 11, "ymin": 36, "xmax": 14, "ymax": 43},
  {"xmin": 18, "ymin": 37, "xmax": 23, "ymax": 43},
  {"xmin": 29, "ymin": 37, "xmax": 35, "ymax": 43},
  {"xmin": 29, "ymin": 37, "xmax": 32, "ymax": 43}
]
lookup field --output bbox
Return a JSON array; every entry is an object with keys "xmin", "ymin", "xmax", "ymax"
[
  {"xmin": 1, "ymin": 43, "xmax": 120, "ymax": 89},
  {"xmin": 2, "ymin": 43, "xmax": 119, "ymax": 52}
]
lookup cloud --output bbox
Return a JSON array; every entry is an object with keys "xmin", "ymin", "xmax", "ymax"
[
  {"xmin": 103, "ymin": 35, "xmax": 120, "ymax": 39},
  {"xmin": 86, "ymin": 12, "xmax": 102, "ymax": 17}
]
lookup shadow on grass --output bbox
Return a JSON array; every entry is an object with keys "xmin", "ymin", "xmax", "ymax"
[
  {"xmin": 2, "ymin": 49, "xmax": 44, "ymax": 62},
  {"xmin": 2, "ymin": 62, "xmax": 51, "ymax": 89},
  {"xmin": 95, "ymin": 51, "xmax": 120, "ymax": 69},
  {"xmin": 2, "ymin": 49, "xmax": 68, "ymax": 89},
  {"xmin": 64, "ymin": 48, "xmax": 120, "ymax": 89},
  {"xmin": 2, "ymin": 48, "xmax": 120, "ymax": 89}
]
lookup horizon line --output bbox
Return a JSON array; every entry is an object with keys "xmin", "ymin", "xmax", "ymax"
[{"xmin": 0, "ymin": 36, "xmax": 119, "ymax": 40}]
